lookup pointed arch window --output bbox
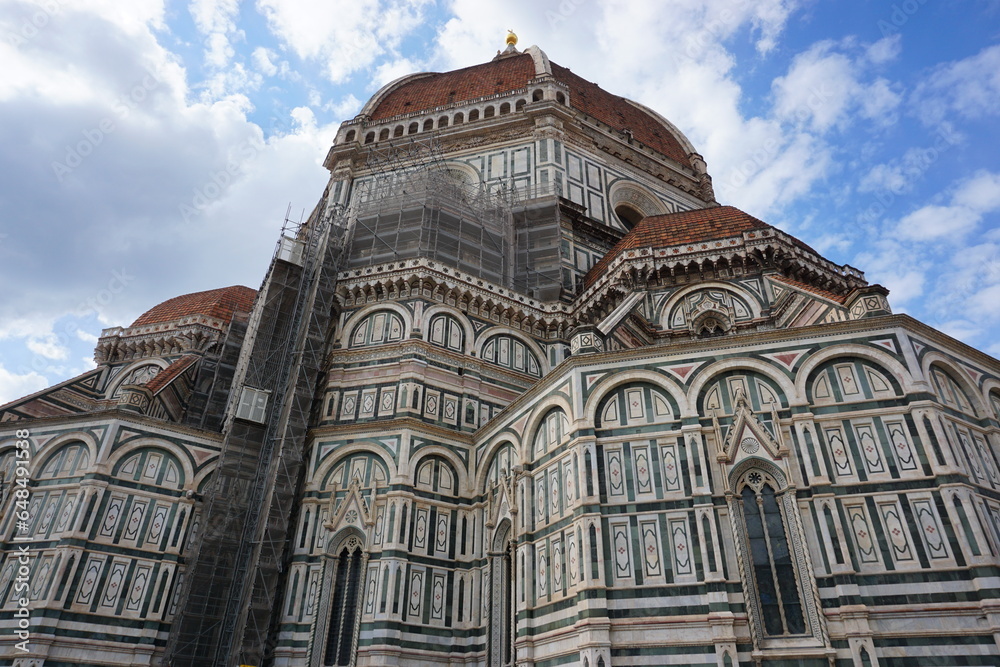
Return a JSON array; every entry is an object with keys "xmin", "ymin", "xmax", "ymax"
[
  {"xmin": 730, "ymin": 464, "xmax": 822, "ymax": 645},
  {"xmin": 489, "ymin": 521, "xmax": 514, "ymax": 667},
  {"xmin": 323, "ymin": 536, "xmax": 365, "ymax": 666},
  {"xmin": 741, "ymin": 480, "xmax": 805, "ymax": 635}
]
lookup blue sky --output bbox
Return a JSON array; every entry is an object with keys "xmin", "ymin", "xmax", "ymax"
[{"xmin": 1, "ymin": 0, "xmax": 999, "ymax": 403}]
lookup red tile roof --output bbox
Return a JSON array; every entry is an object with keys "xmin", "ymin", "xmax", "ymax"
[
  {"xmin": 549, "ymin": 63, "xmax": 690, "ymax": 166},
  {"xmin": 367, "ymin": 54, "xmax": 692, "ymax": 168},
  {"xmin": 131, "ymin": 286, "xmax": 256, "ymax": 327},
  {"xmin": 144, "ymin": 355, "xmax": 200, "ymax": 393},
  {"xmin": 371, "ymin": 55, "xmax": 537, "ymax": 120},
  {"xmin": 585, "ymin": 206, "xmax": 769, "ymax": 286},
  {"xmin": 770, "ymin": 275, "xmax": 847, "ymax": 304}
]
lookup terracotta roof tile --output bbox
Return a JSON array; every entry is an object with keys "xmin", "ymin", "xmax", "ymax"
[
  {"xmin": 371, "ymin": 55, "xmax": 537, "ymax": 121},
  {"xmin": 770, "ymin": 275, "xmax": 847, "ymax": 304},
  {"xmin": 131, "ymin": 286, "xmax": 256, "ymax": 327},
  {"xmin": 585, "ymin": 206, "xmax": 769, "ymax": 286},
  {"xmin": 368, "ymin": 55, "xmax": 691, "ymax": 168},
  {"xmin": 144, "ymin": 355, "xmax": 200, "ymax": 394},
  {"xmin": 549, "ymin": 63, "xmax": 690, "ymax": 166}
]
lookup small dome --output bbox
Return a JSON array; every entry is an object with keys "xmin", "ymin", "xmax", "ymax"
[{"xmin": 131, "ymin": 286, "xmax": 257, "ymax": 327}]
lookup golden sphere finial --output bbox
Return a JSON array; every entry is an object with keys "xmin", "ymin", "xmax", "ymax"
[{"xmin": 506, "ymin": 29, "xmax": 518, "ymax": 47}]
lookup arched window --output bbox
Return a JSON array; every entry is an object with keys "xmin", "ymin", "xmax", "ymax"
[
  {"xmin": 427, "ymin": 313, "xmax": 464, "ymax": 351},
  {"xmin": 614, "ymin": 203, "xmax": 643, "ymax": 230},
  {"xmin": 110, "ymin": 364, "xmax": 161, "ymax": 398},
  {"xmin": 597, "ymin": 382, "xmax": 677, "ymax": 428},
  {"xmin": 454, "ymin": 112, "xmax": 464, "ymax": 124},
  {"xmin": 408, "ymin": 121, "xmax": 419, "ymax": 134},
  {"xmin": 930, "ymin": 364, "xmax": 977, "ymax": 416},
  {"xmin": 532, "ymin": 89, "xmax": 543, "ymax": 102},
  {"xmin": 39, "ymin": 442, "xmax": 91, "ymax": 480},
  {"xmin": 114, "ymin": 447, "xmax": 184, "ymax": 489},
  {"xmin": 665, "ymin": 288, "xmax": 755, "ymax": 332},
  {"xmin": 469, "ymin": 109, "xmax": 480, "ymax": 121},
  {"xmin": 533, "ymin": 409, "xmax": 569, "ymax": 457},
  {"xmin": 556, "ymin": 92, "xmax": 566, "ymax": 105},
  {"xmin": 489, "ymin": 521, "xmax": 514, "ymax": 667},
  {"xmin": 484, "ymin": 443, "xmax": 515, "ymax": 488},
  {"xmin": 364, "ymin": 131, "xmax": 375, "ymax": 144},
  {"xmin": 515, "ymin": 99, "xmax": 526, "ymax": 112},
  {"xmin": 323, "ymin": 536, "xmax": 365, "ymax": 666},
  {"xmin": 378, "ymin": 128, "xmax": 389, "ymax": 141},
  {"xmin": 393, "ymin": 125, "xmax": 403, "ymax": 138},
  {"xmin": 481, "ymin": 334, "xmax": 541, "ymax": 377},
  {"xmin": 438, "ymin": 116, "xmax": 449, "ymax": 128},
  {"xmin": 349, "ymin": 310, "xmax": 405, "ymax": 348},
  {"xmin": 423, "ymin": 119, "xmax": 434, "ymax": 131},
  {"xmin": 809, "ymin": 358, "xmax": 900, "ymax": 405},
  {"xmin": 414, "ymin": 456, "xmax": 456, "ymax": 495},
  {"xmin": 344, "ymin": 129, "xmax": 356, "ymax": 142},
  {"xmin": 734, "ymin": 468, "xmax": 808, "ymax": 638},
  {"xmin": 326, "ymin": 452, "xmax": 389, "ymax": 490},
  {"xmin": 499, "ymin": 102, "xmax": 511, "ymax": 114},
  {"xmin": 484, "ymin": 106, "xmax": 495, "ymax": 118}
]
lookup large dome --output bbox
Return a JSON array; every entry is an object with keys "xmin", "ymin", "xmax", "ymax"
[
  {"xmin": 131, "ymin": 285, "xmax": 256, "ymax": 327},
  {"xmin": 359, "ymin": 49, "xmax": 697, "ymax": 170}
]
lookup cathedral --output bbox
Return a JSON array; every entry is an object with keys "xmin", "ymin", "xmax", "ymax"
[{"xmin": 4, "ymin": 36, "xmax": 1000, "ymax": 667}]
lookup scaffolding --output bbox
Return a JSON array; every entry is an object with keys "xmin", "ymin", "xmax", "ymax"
[
  {"xmin": 347, "ymin": 136, "xmax": 516, "ymax": 288},
  {"xmin": 166, "ymin": 198, "xmax": 346, "ymax": 667}
]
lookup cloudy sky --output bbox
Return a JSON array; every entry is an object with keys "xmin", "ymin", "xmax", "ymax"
[{"xmin": 1, "ymin": 0, "xmax": 999, "ymax": 403}]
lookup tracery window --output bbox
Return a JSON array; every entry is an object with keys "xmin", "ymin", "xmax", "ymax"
[
  {"xmin": 39, "ymin": 442, "xmax": 91, "ymax": 480},
  {"xmin": 533, "ymin": 409, "xmax": 569, "ymax": 457},
  {"xmin": 930, "ymin": 364, "xmax": 977, "ymax": 416},
  {"xmin": 427, "ymin": 313, "xmax": 464, "ymax": 351},
  {"xmin": 481, "ymin": 334, "xmax": 541, "ymax": 377},
  {"xmin": 349, "ymin": 311, "xmax": 405, "ymax": 348},
  {"xmin": 323, "ymin": 536, "xmax": 364, "ymax": 666},
  {"xmin": 732, "ymin": 466, "xmax": 813, "ymax": 640},
  {"xmin": 110, "ymin": 364, "xmax": 161, "ymax": 397}
]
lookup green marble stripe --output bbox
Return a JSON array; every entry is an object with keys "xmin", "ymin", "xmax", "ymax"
[
  {"xmin": 819, "ymin": 589, "xmax": 1000, "ymax": 608},
  {"xmin": 532, "ymin": 652, "xmax": 580, "ymax": 667},
  {"xmin": 874, "ymin": 634, "xmax": 997, "ymax": 647}
]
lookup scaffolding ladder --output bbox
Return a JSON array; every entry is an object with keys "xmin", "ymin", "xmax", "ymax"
[{"xmin": 166, "ymin": 201, "xmax": 346, "ymax": 667}]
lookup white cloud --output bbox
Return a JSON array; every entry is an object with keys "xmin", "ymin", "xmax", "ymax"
[
  {"xmin": 896, "ymin": 170, "xmax": 1000, "ymax": 241},
  {"xmin": 866, "ymin": 34, "xmax": 901, "ymax": 65},
  {"xmin": 26, "ymin": 334, "xmax": 69, "ymax": 360},
  {"xmin": 771, "ymin": 41, "xmax": 901, "ymax": 132},
  {"xmin": 0, "ymin": 365, "xmax": 48, "ymax": 406},
  {"xmin": 373, "ymin": 57, "xmax": 423, "ymax": 88},
  {"xmin": 896, "ymin": 204, "xmax": 980, "ymax": 241},
  {"xmin": 252, "ymin": 46, "xmax": 278, "ymax": 76},
  {"xmin": 954, "ymin": 170, "xmax": 1000, "ymax": 211},
  {"xmin": 0, "ymin": 1, "xmax": 333, "ymax": 347},
  {"xmin": 189, "ymin": 0, "xmax": 241, "ymax": 69},
  {"xmin": 913, "ymin": 44, "xmax": 1000, "ymax": 125},
  {"xmin": 76, "ymin": 329, "xmax": 99, "ymax": 344},
  {"xmin": 256, "ymin": 0, "xmax": 431, "ymax": 84},
  {"xmin": 189, "ymin": 0, "xmax": 239, "ymax": 34},
  {"xmin": 327, "ymin": 94, "xmax": 362, "ymax": 119}
]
